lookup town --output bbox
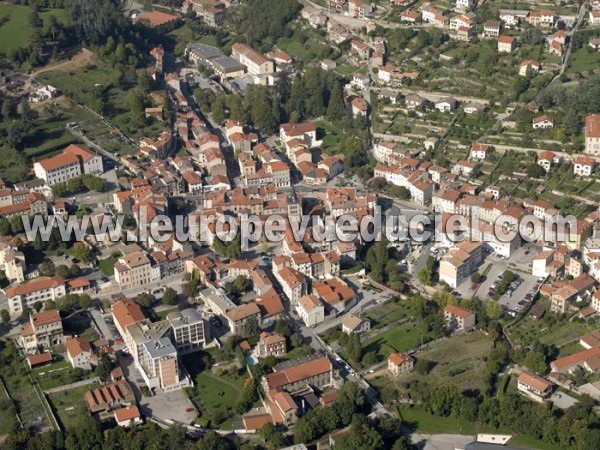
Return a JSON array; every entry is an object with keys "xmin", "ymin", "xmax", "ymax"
[{"xmin": 2, "ymin": 1, "xmax": 600, "ymax": 450}]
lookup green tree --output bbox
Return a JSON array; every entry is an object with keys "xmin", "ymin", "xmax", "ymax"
[
  {"xmin": 1, "ymin": 309, "xmax": 10, "ymax": 326},
  {"xmin": 56, "ymin": 265, "xmax": 70, "ymax": 279},
  {"xmin": 326, "ymin": 82, "xmax": 346, "ymax": 121},
  {"xmin": 162, "ymin": 287, "xmax": 177, "ymax": 305},
  {"xmin": 182, "ymin": 279, "xmax": 200, "ymax": 299},
  {"xmin": 242, "ymin": 316, "xmax": 259, "ymax": 338},
  {"xmin": 95, "ymin": 354, "xmax": 112, "ymax": 381},
  {"xmin": 526, "ymin": 163, "xmax": 545, "ymax": 178},
  {"xmin": 0, "ymin": 218, "xmax": 10, "ymax": 236},
  {"xmin": 72, "ymin": 243, "xmax": 92, "ymax": 263},
  {"xmin": 9, "ymin": 216, "xmax": 23, "ymax": 234}
]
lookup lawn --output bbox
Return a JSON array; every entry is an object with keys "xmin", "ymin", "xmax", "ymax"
[
  {"xmin": 397, "ymin": 406, "xmax": 560, "ymax": 450},
  {"xmin": 365, "ymin": 301, "xmax": 408, "ymax": 330},
  {"xmin": 47, "ymin": 385, "xmax": 92, "ymax": 430},
  {"xmin": 187, "ymin": 373, "xmax": 239, "ymax": 429},
  {"xmin": 567, "ymin": 46, "xmax": 600, "ymax": 75},
  {"xmin": 0, "ymin": 386, "xmax": 18, "ymax": 436},
  {"xmin": 0, "ymin": 5, "xmax": 67, "ymax": 54},
  {"xmin": 361, "ymin": 322, "xmax": 424, "ymax": 360},
  {"xmin": 99, "ymin": 256, "xmax": 119, "ymax": 276}
]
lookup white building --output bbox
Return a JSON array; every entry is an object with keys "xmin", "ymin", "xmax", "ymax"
[{"xmin": 296, "ymin": 294, "xmax": 325, "ymax": 327}]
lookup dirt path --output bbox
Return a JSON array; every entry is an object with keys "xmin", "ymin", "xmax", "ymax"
[{"xmin": 32, "ymin": 48, "xmax": 95, "ymax": 77}]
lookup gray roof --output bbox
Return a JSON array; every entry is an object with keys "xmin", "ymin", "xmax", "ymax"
[
  {"xmin": 186, "ymin": 43, "xmax": 225, "ymax": 61},
  {"xmin": 167, "ymin": 308, "xmax": 203, "ymax": 328},
  {"xmin": 143, "ymin": 337, "xmax": 177, "ymax": 359},
  {"xmin": 212, "ymin": 56, "xmax": 245, "ymax": 72}
]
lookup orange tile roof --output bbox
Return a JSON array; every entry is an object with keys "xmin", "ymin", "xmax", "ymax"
[
  {"xmin": 388, "ymin": 352, "xmax": 413, "ymax": 366},
  {"xmin": 517, "ymin": 372, "xmax": 552, "ymax": 392},
  {"xmin": 444, "ymin": 304, "xmax": 474, "ymax": 318},
  {"xmin": 31, "ymin": 309, "xmax": 61, "ymax": 326},
  {"xmin": 66, "ymin": 337, "xmax": 92, "ymax": 358},
  {"xmin": 111, "ymin": 298, "xmax": 145, "ymax": 331},
  {"xmin": 114, "ymin": 405, "xmax": 141, "ymax": 422},
  {"xmin": 264, "ymin": 356, "xmax": 332, "ymax": 390},
  {"xmin": 36, "ymin": 153, "xmax": 80, "ymax": 171}
]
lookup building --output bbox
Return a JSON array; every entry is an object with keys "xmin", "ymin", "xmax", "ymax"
[
  {"xmin": 262, "ymin": 356, "xmax": 334, "ymax": 394},
  {"xmin": 5, "ymin": 276, "xmax": 66, "ymax": 316},
  {"xmin": 280, "ymin": 123, "xmax": 317, "ymax": 146},
  {"xmin": 296, "ymin": 294, "xmax": 325, "ymax": 327},
  {"xmin": 484, "ymin": 20, "xmax": 501, "ymax": 37},
  {"xmin": 517, "ymin": 372, "xmax": 553, "ymax": 402},
  {"xmin": 225, "ymin": 303, "xmax": 261, "ymax": 336},
  {"xmin": 166, "ymin": 309, "xmax": 209, "ymax": 353},
  {"xmin": 255, "ymin": 332, "xmax": 286, "ymax": 358},
  {"xmin": 388, "ymin": 352, "xmax": 414, "ymax": 376},
  {"xmin": 519, "ymin": 60, "xmax": 540, "ymax": 77},
  {"xmin": 444, "ymin": 305, "xmax": 476, "ymax": 331},
  {"xmin": 85, "ymin": 380, "xmax": 136, "ymax": 413},
  {"xmin": 532, "ymin": 115, "xmax": 554, "ymax": 129},
  {"xmin": 114, "ymin": 406, "xmax": 143, "ymax": 427},
  {"xmin": 573, "ymin": 156, "xmax": 595, "ymax": 177},
  {"xmin": 498, "ymin": 36, "xmax": 516, "ymax": 53},
  {"xmin": 114, "ymin": 252, "xmax": 152, "ymax": 290},
  {"xmin": 439, "ymin": 241, "xmax": 483, "ymax": 288},
  {"xmin": 0, "ymin": 241, "xmax": 26, "ymax": 283},
  {"xmin": 231, "ymin": 43, "xmax": 274, "ymax": 75},
  {"xmin": 66, "ymin": 337, "xmax": 94, "ymax": 370},
  {"xmin": 19, "ymin": 310, "xmax": 65, "ymax": 352},
  {"xmin": 341, "ymin": 314, "xmax": 371, "ymax": 334},
  {"xmin": 33, "ymin": 144, "xmax": 103, "ymax": 186},
  {"xmin": 585, "ymin": 114, "xmax": 600, "ymax": 155}
]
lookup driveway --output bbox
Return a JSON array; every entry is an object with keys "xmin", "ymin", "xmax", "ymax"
[{"xmin": 411, "ymin": 433, "xmax": 473, "ymax": 450}]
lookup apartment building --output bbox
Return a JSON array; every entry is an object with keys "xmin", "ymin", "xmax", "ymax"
[
  {"xmin": 19, "ymin": 309, "xmax": 65, "ymax": 351},
  {"xmin": 33, "ymin": 144, "xmax": 103, "ymax": 186},
  {"xmin": 438, "ymin": 241, "xmax": 483, "ymax": 288},
  {"xmin": 341, "ymin": 314, "xmax": 371, "ymax": 334},
  {"xmin": 114, "ymin": 252, "xmax": 152, "ymax": 290},
  {"xmin": 231, "ymin": 43, "xmax": 274, "ymax": 75},
  {"xmin": 279, "ymin": 122, "xmax": 317, "ymax": 146},
  {"xmin": 585, "ymin": 114, "xmax": 600, "ymax": 155},
  {"xmin": 5, "ymin": 276, "xmax": 66, "ymax": 316},
  {"xmin": 166, "ymin": 309, "xmax": 210, "ymax": 353},
  {"xmin": 444, "ymin": 305, "xmax": 476, "ymax": 331},
  {"xmin": 225, "ymin": 303, "xmax": 261, "ymax": 336}
]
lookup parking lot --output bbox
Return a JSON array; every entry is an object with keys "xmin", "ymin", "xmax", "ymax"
[{"xmin": 455, "ymin": 244, "xmax": 543, "ymax": 313}]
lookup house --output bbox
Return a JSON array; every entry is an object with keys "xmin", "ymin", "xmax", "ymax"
[
  {"xmin": 470, "ymin": 143, "xmax": 488, "ymax": 160},
  {"xmin": 453, "ymin": 160, "xmax": 477, "ymax": 176},
  {"xmin": 498, "ymin": 35, "xmax": 516, "ymax": 52},
  {"xmin": 66, "ymin": 337, "xmax": 94, "ymax": 370},
  {"xmin": 380, "ymin": 88, "xmax": 401, "ymax": 104},
  {"xmin": 114, "ymin": 406, "xmax": 143, "ymax": 427},
  {"xmin": 296, "ymin": 295, "xmax": 325, "ymax": 327},
  {"xmin": 483, "ymin": 20, "xmax": 501, "ymax": 37},
  {"xmin": 456, "ymin": 0, "xmax": 473, "ymax": 10},
  {"xmin": 444, "ymin": 305, "xmax": 476, "ymax": 331},
  {"xmin": 351, "ymin": 72, "xmax": 370, "ymax": 90},
  {"xmin": 85, "ymin": 380, "xmax": 136, "ymax": 413},
  {"xmin": 527, "ymin": 10, "xmax": 556, "ymax": 27},
  {"xmin": 537, "ymin": 151, "xmax": 556, "ymax": 172},
  {"xmin": 255, "ymin": 332, "xmax": 286, "ymax": 358},
  {"xmin": 532, "ymin": 115, "xmax": 554, "ymax": 129},
  {"xmin": 321, "ymin": 59, "xmax": 336, "ymax": 71},
  {"xmin": 388, "ymin": 352, "xmax": 414, "ymax": 376},
  {"xmin": 348, "ymin": 0, "xmax": 372, "ymax": 18},
  {"xmin": 585, "ymin": 114, "xmax": 600, "ymax": 155},
  {"xmin": 591, "ymin": 11, "xmax": 600, "ymax": 25},
  {"xmin": 519, "ymin": 60, "xmax": 540, "ymax": 77},
  {"xmin": 400, "ymin": 10, "xmax": 419, "ymax": 22},
  {"xmin": 435, "ymin": 98, "xmax": 457, "ymax": 112},
  {"xmin": 341, "ymin": 314, "xmax": 371, "ymax": 334},
  {"xmin": 463, "ymin": 103, "xmax": 482, "ymax": 114},
  {"xmin": 406, "ymin": 95, "xmax": 426, "ymax": 109},
  {"xmin": 25, "ymin": 353, "xmax": 53, "ymax": 369},
  {"xmin": 280, "ymin": 123, "xmax": 317, "ymax": 146},
  {"xmin": 517, "ymin": 372, "xmax": 553, "ymax": 402},
  {"xmin": 573, "ymin": 156, "xmax": 595, "ymax": 177}
]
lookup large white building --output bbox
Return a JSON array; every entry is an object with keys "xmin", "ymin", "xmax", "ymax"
[
  {"xmin": 33, "ymin": 144, "xmax": 104, "ymax": 186},
  {"xmin": 231, "ymin": 43, "xmax": 274, "ymax": 75},
  {"xmin": 4, "ymin": 276, "xmax": 66, "ymax": 316}
]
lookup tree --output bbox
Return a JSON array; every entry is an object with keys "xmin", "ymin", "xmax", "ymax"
[
  {"xmin": 211, "ymin": 100, "xmax": 225, "ymax": 124},
  {"xmin": 327, "ymin": 82, "xmax": 347, "ymax": 121},
  {"xmin": 9, "ymin": 216, "xmax": 23, "ymax": 235},
  {"xmin": 242, "ymin": 316, "xmax": 259, "ymax": 338},
  {"xmin": 33, "ymin": 301, "xmax": 43, "ymax": 313},
  {"xmin": 0, "ymin": 309, "xmax": 10, "ymax": 326},
  {"xmin": 72, "ymin": 243, "xmax": 92, "ymax": 263},
  {"xmin": 418, "ymin": 267, "xmax": 432, "ymax": 286},
  {"xmin": 39, "ymin": 260, "xmax": 55, "ymax": 277},
  {"xmin": 345, "ymin": 332, "xmax": 362, "ymax": 362},
  {"xmin": 471, "ymin": 272, "xmax": 481, "ymax": 284},
  {"xmin": 162, "ymin": 287, "xmax": 177, "ymax": 305},
  {"xmin": 182, "ymin": 279, "xmax": 200, "ymax": 299},
  {"xmin": 275, "ymin": 316, "xmax": 292, "ymax": 337},
  {"xmin": 526, "ymin": 163, "xmax": 545, "ymax": 178},
  {"xmin": 414, "ymin": 358, "xmax": 432, "ymax": 375},
  {"xmin": 290, "ymin": 332, "xmax": 303, "ymax": 349},
  {"xmin": 56, "ymin": 265, "xmax": 70, "ymax": 279},
  {"xmin": 0, "ymin": 218, "xmax": 10, "ymax": 236},
  {"xmin": 136, "ymin": 293, "xmax": 155, "ymax": 308},
  {"xmin": 69, "ymin": 264, "xmax": 81, "ymax": 278},
  {"xmin": 260, "ymin": 422, "xmax": 286, "ymax": 449},
  {"xmin": 95, "ymin": 354, "xmax": 112, "ymax": 381}
]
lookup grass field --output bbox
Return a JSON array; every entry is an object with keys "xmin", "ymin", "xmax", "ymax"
[
  {"xmin": 0, "ymin": 5, "xmax": 67, "ymax": 54},
  {"xmin": 99, "ymin": 256, "xmax": 119, "ymax": 276},
  {"xmin": 361, "ymin": 322, "xmax": 423, "ymax": 360},
  {"xmin": 188, "ymin": 373, "xmax": 239, "ymax": 429},
  {"xmin": 47, "ymin": 385, "xmax": 91, "ymax": 430}
]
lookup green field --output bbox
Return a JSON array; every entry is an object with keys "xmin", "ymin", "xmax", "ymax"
[
  {"xmin": 361, "ymin": 322, "xmax": 423, "ymax": 360},
  {"xmin": 0, "ymin": 385, "xmax": 18, "ymax": 436},
  {"xmin": 99, "ymin": 256, "xmax": 119, "ymax": 276},
  {"xmin": 0, "ymin": 5, "xmax": 67, "ymax": 53},
  {"xmin": 47, "ymin": 385, "xmax": 92, "ymax": 430},
  {"xmin": 187, "ymin": 373, "xmax": 240, "ymax": 429}
]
